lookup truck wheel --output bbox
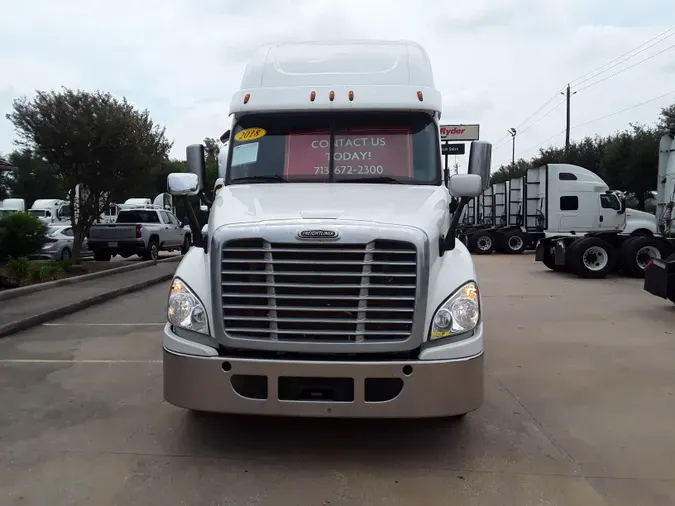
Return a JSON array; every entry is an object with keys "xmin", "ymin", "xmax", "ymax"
[
  {"xmin": 60, "ymin": 248, "xmax": 71, "ymax": 260},
  {"xmin": 568, "ymin": 237, "xmax": 616, "ymax": 279},
  {"xmin": 181, "ymin": 235, "xmax": 191, "ymax": 255},
  {"xmin": 620, "ymin": 236, "xmax": 670, "ymax": 278},
  {"xmin": 143, "ymin": 239, "xmax": 159, "ymax": 261},
  {"xmin": 93, "ymin": 250, "xmax": 111, "ymax": 262},
  {"xmin": 469, "ymin": 231, "xmax": 494, "ymax": 255},
  {"xmin": 501, "ymin": 230, "xmax": 527, "ymax": 254}
]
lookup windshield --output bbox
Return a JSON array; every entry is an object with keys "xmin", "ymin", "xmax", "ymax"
[
  {"xmin": 116, "ymin": 211, "xmax": 160, "ymax": 223},
  {"xmin": 226, "ymin": 112, "xmax": 441, "ymax": 185},
  {"xmin": 28, "ymin": 210, "xmax": 46, "ymax": 217}
]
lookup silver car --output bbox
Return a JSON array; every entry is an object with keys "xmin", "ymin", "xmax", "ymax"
[{"xmin": 33, "ymin": 225, "xmax": 90, "ymax": 261}]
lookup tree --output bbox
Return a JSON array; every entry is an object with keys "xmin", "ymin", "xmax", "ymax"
[
  {"xmin": 600, "ymin": 123, "xmax": 660, "ymax": 209},
  {"xmin": 0, "ymin": 157, "xmax": 14, "ymax": 200},
  {"xmin": 658, "ymin": 101, "xmax": 675, "ymax": 133},
  {"xmin": 203, "ymin": 136, "xmax": 220, "ymax": 191},
  {"xmin": 4, "ymin": 149, "xmax": 64, "ymax": 208},
  {"xmin": 6, "ymin": 88, "xmax": 172, "ymax": 259}
]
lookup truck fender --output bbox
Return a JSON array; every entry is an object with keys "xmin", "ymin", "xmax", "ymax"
[
  {"xmin": 423, "ymin": 242, "xmax": 483, "ymax": 359},
  {"xmin": 172, "ymin": 249, "xmax": 215, "ymax": 336}
]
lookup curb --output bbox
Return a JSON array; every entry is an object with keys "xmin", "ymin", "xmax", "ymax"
[
  {"xmin": 0, "ymin": 255, "xmax": 182, "ymax": 301},
  {"xmin": 0, "ymin": 270, "xmax": 175, "ymax": 338}
]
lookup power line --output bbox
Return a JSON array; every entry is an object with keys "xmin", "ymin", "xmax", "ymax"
[
  {"xmin": 511, "ymin": 87, "xmax": 567, "ymax": 132},
  {"xmin": 517, "ymin": 99, "xmax": 566, "ymax": 136},
  {"xmin": 571, "ymin": 90, "xmax": 675, "ymax": 130},
  {"xmin": 570, "ymin": 24, "xmax": 675, "ymax": 85},
  {"xmin": 576, "ymin": 42, "xmax": 675, "ymax": 93},
  {"xmin": 495, "ymin": 90, "xmax": 674, "ymax": 167},
  {"xmin": 511, "ymin": 130, "xmax": 566, "ymax": 162}
]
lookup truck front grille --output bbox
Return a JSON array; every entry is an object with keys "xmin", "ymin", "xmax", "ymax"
[{"xmin": 220, "ymin": 239, "xmax": 418, "ymax": 342}]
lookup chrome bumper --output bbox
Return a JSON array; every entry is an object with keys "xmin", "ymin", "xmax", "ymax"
[{"xmin": 163, "ymin": 348, "xmax": 484, "ymax": 418}]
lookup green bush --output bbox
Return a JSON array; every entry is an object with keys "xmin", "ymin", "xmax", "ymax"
[
  {"xmin": 27, "ymin": 261, "xmax": 63, "ymax": 283},
  {"xmin": 0, "ymin": 213, "xmax": 48, "ymax": 260},
  {"xmin": 5, "ymin": 257, "xmax": 31, "ymax": 278}
]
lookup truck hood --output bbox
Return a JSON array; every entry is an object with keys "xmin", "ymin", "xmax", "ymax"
[
  {"xmin": 626, "ymin": 208, "xmax": 656, "ymax": 221},
  {"xmin": 210, "ymin": 183, "xmax": 449, "ymax": 231}
]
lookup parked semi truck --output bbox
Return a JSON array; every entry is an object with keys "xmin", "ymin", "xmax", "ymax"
[
  {"xmin": 162, "ymin": 40, "xmax": 492, "ymax": 419},
  {"xmin": 459, "ymin": 165, "xmax": 658, "ymax": 259},
  {"xmin": 534, "ymin": 161, "xmax": 670, "ymax": 278},
  {"xmin": 644, "ymin": 130, "xmax": 675, "ymax": 301},
  {"xmin": 0, "ymin": 198, "xmax": 26, "ymax": 217},
  {"xmin": 27, "ymin": 199, "xmax": 70, "ymax": 224}
]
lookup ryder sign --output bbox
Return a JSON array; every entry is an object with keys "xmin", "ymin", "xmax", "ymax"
[{"xmin": 440, "ymin": 124, "xmax": 480, "ymax": 141}]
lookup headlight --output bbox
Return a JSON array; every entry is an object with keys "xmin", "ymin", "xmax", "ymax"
[
  {"xmin": 429, "ymin": 281, "xmax": 480, "ymax": 340},
  {"xmin": 167, "ymin": 278, "xmax": 209, "ymax": 335}
]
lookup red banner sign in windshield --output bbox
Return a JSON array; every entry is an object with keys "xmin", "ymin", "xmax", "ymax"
[{"xmin": 284, "ymin": 128, "xmax": 413, "ymax": 179}]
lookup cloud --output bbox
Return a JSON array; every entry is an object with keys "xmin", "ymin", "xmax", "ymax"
[{"xmin": 1, "ymin": 0, "xmax": 673, "ymax": 174}]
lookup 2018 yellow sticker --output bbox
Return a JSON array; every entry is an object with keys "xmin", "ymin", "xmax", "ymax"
[{"xmin": 235, "ymin": 128, "xmax": 266, "ymax": 142}]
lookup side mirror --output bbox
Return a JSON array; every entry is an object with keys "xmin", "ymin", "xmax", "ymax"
[
  {"xmin": 467, "ymin": 140, "xmax": 492, "ymax": 189},
  {"xmin": 199, "ymin": 204, "xmax": 208, "ymax": 212},
  {"xmin": 167, "ymin": 172, "xmax": 200, "ymax": 196},
  {"xmin": 186, "ymin": 144, "xmax": 206, "ymax": 189},
  {"xmin": 219, "ymin": 130, "xmax": 231, "ymax": 143},
  {"xmin": 447, "ymin": 174, "xmax": 483, "ymax": 198}
]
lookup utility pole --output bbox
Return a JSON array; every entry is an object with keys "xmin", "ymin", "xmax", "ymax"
[
  {"xmin": 508, "ymin": 128, "xmax": 516, "ymax": 172},
  {"xmin": 562, "ymin": 84, "xmax": 577, "ymax": 157}
]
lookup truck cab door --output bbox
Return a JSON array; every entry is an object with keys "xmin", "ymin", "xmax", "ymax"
[{"xmin": 597, "ymin": 193, "xmax": 624, "ymax": 231}]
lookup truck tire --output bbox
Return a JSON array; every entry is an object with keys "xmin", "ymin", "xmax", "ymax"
[
  {"xmin": 142, "ymin": 238, "xmax": 159, "ymax": 261},
  {"xmin": 468, "ymin": 231, "xmax": 494, "ymax": 255},
  {"xmin": 568, "ymin": 237, "xmax": 616, "ymax": 279},
  {"xmin": 93, "ymin": 250, "xmax": 111, "ymax": 262},
  {"xmin": 620, "ymin": 236, "xmax": 670, "ymax": 278},
  {"xmin": 501, "ymin": 230, "xmax": 528, "ymax": 254}
]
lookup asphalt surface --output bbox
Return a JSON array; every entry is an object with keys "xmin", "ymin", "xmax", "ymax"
[{"xmin": 1, "ymin": 253, "xmax": 674, "ymax": 505}]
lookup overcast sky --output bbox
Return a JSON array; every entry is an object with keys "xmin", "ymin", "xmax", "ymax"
[{"xmin": 1, "ymin": 0, "xmax": 673, "ymax": 171}]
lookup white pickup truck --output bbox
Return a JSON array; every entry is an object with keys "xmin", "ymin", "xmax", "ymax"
[
  {"xmin": 162, "ymin": 40, "xmax": 492, "ymax": 419},
  {"xmin": 88, "ymin": 207, "xmax": 191, "ymax": 261}
]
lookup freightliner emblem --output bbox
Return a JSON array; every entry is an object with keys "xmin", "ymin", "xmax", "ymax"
[{"xmin": 297, "ymin": 229, "xmax": 340, "ymax": 240}]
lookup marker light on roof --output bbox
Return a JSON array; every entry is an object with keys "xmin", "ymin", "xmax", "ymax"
[
  {"xmin": 310, "ymin": 91, "xmax": 316, "ymax": 102},
  {"xmin": 329, "ymin": 91, "xmax": 335, "ymax": 101},
  {"xmin": 417, "ymin": 91, "xmax": 424, "ymax": 101},
  {"xmin": 243, "ymin": 93, "xmax": 250, "ymax": 104},
  {"xmin": 348, "ymin": 90, "xmax": 354, "ymax": 101}
]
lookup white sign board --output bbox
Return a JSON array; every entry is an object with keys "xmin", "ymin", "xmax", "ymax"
[{"xmin": 440, "ymin": 124, "xmax": 480, "ymax": 141}]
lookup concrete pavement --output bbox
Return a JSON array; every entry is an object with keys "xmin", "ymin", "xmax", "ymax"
[
  {"xmin": 0, "ymin": 253, "xmax": 674, "ymax": 504},
  {"xmin": 0, "ymin": 261, "xmax": 178, "ymax": 336}
]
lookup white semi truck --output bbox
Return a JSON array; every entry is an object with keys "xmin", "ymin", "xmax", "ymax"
[
  {"xmin": 459, "ymin": 165, "xmax": 658, "ymax": 261},
  {"xmin": 162, "ymin": 40, "xmax": 492, "ymax": 419},
  {"xmin": 0, "ymin": 198, "xmax": 26, "ymax": 217},
  {"xmin": 27, "ymin": 198, "xmax": 70, "ymax": 224},
  {"xmin": 533, "ymin": 162, "xmax": 671, "ymax": 278}
]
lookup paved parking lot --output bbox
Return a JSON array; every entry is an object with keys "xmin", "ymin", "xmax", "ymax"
[{"xmin": 1, "ymin": 253, "xmax": 674, "ymax": 505}]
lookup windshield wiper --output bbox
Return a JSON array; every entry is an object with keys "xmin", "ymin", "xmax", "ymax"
[
  {"xmin": 338, "ymin": 176, "xmax": 403, "ymax": 184},
  {"xmin": 231, "ymin": 175, "xmax": 289, "ymax": 183}
]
